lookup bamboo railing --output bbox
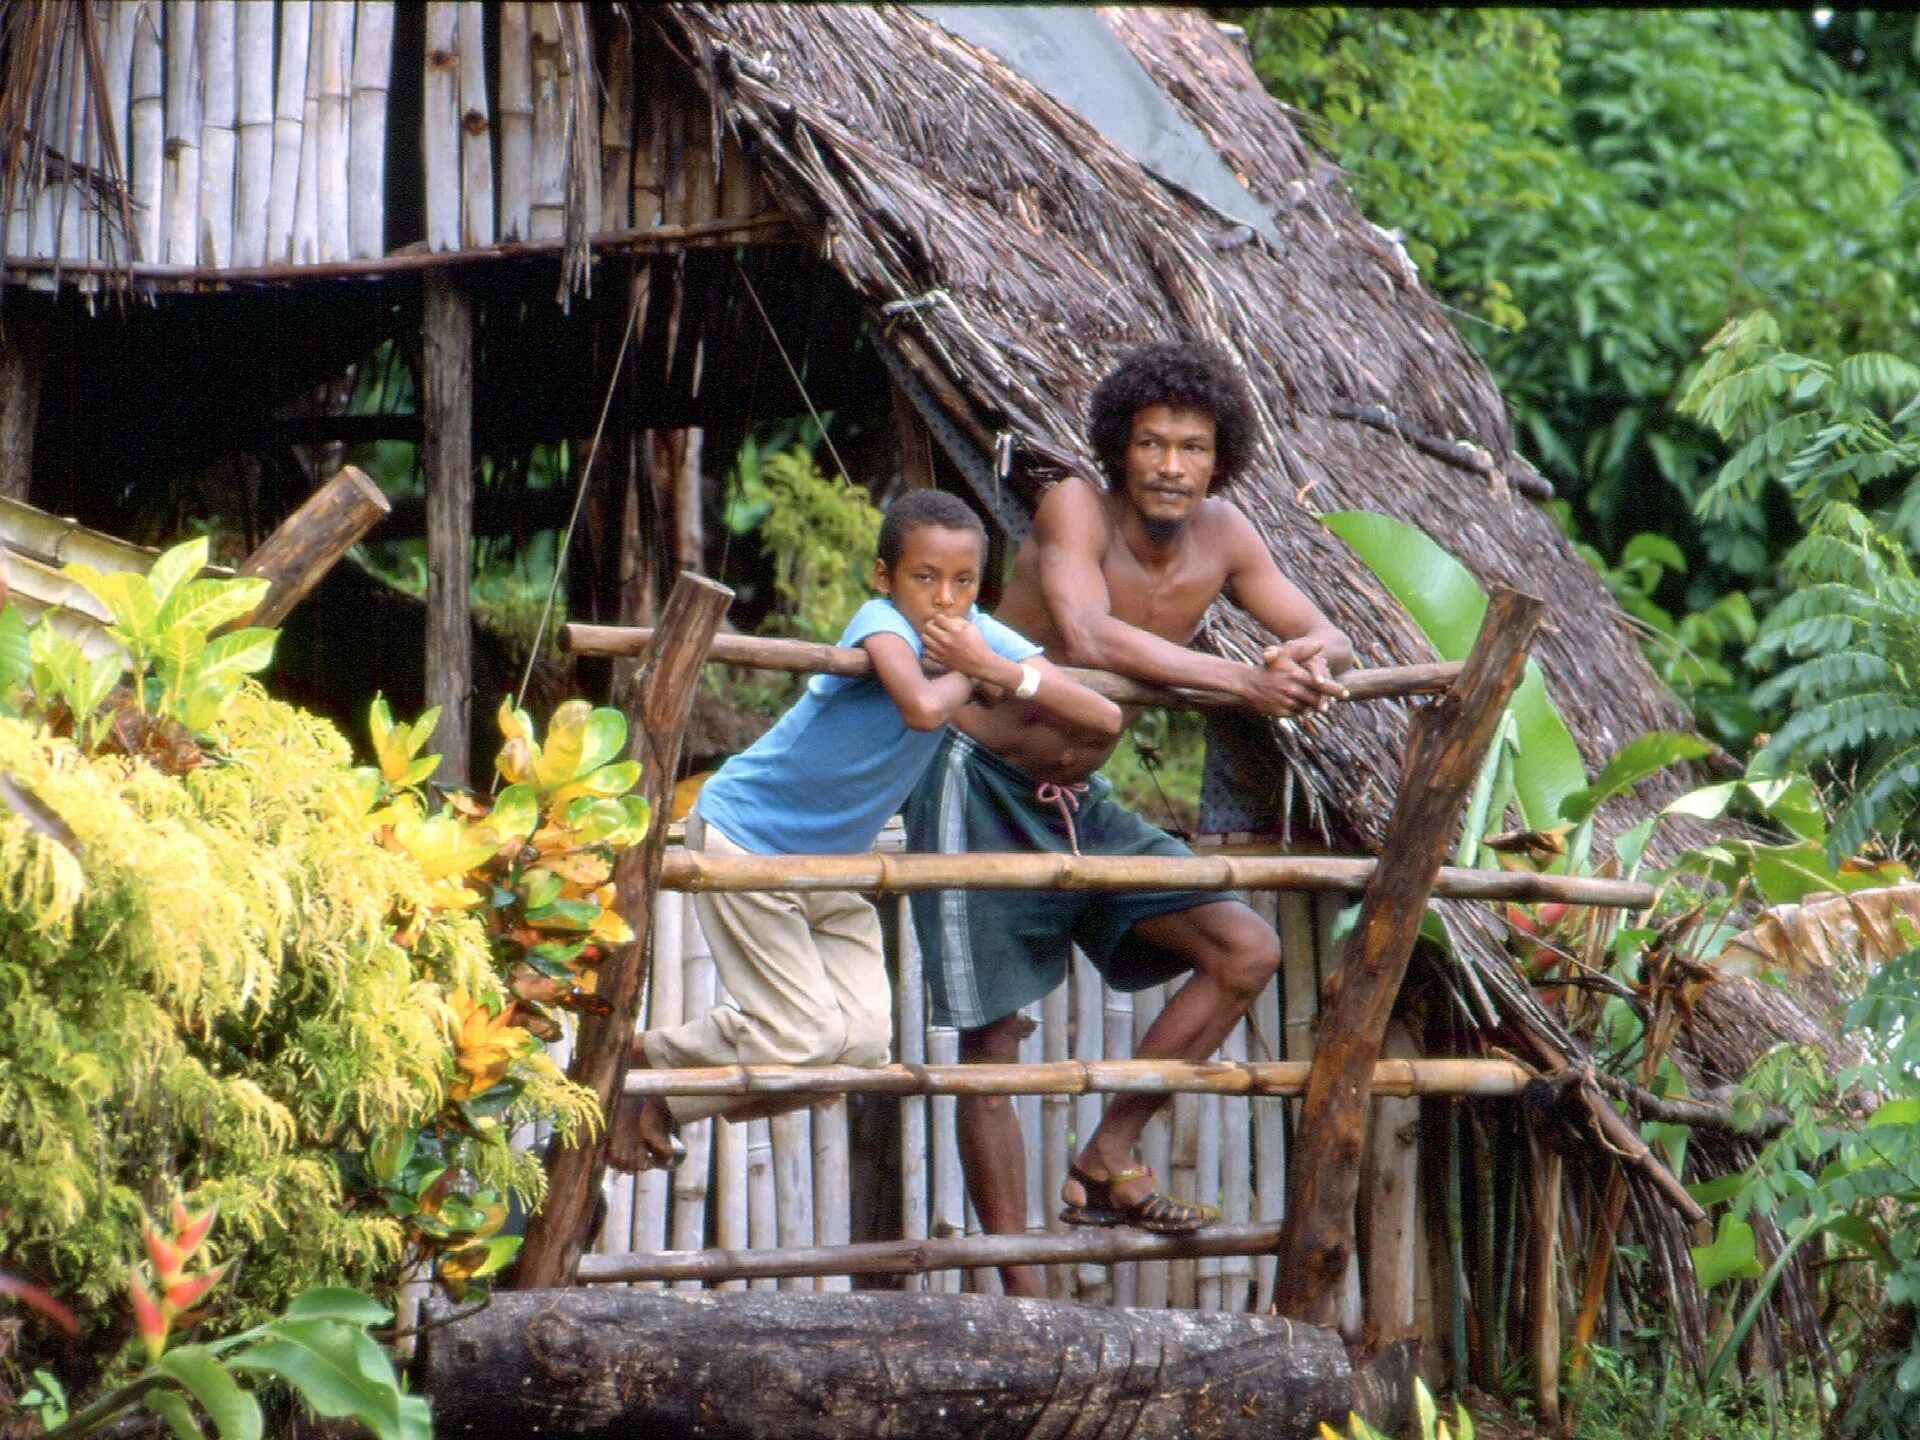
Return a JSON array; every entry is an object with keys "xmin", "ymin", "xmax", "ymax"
[{"xmin": 621, "ymin": 1057, "xmax": 1535, "ymax": 1100}]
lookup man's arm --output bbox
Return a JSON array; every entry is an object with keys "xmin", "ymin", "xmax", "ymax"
[
  {"xmin": 1032, "ymin": 480, "xmax": 1346, "ymax": 716},
  {"xmin": 1218, "ymin": 503, "xmax": 1354, "ymax": 706}
]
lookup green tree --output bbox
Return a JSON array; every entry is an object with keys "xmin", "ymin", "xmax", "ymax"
[{"xmin": 1244, "ymin": 10, "xmax": 1920, "ymax": 613}]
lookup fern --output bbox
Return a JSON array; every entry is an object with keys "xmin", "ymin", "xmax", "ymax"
[{"xmin": 1680, "ymin": 313, "xmax": 1920, "ymax": 856}]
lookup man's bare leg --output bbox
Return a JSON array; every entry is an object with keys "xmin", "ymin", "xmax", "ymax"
[
  {"xmin": 1065, "ymin": 900, "xmax": 1278, "ymax": 1216},
  {"xmin": 957, "ymin": 1012, "xmax": 1044, "ymax": 1298}
]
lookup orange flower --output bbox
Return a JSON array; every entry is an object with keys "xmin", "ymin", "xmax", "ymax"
[{"xmin": 129, "ymin": 1271, "xmax": 168, "ymax": 1363}]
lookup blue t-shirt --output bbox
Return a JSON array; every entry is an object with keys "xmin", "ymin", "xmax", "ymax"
[{"xmin": 695, "ymin": 597, "xmax": 1041, "ymax": 855}]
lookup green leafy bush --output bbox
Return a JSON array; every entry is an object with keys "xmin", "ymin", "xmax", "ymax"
[{"xmin": 0, "ymin": 542, "xmax": 609, "ymax": 1405}]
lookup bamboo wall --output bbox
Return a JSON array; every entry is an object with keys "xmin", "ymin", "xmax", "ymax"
[
  {"xmin": 4, "ymin": 2, "xmax": 771, "ymax": 286},
  {"xmin": 594, "ymin": 835, "xmax": 1429, "ymax": 1331}
]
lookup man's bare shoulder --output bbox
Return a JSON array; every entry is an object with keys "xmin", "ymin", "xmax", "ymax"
[{"xmin": 1034, "ymin": 475, "xmax": 1110, "ymax": 532}]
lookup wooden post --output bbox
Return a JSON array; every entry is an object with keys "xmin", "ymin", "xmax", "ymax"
[
  {"xmin": 235, "ymin": 464, "xmax": 390, "ymax": 626},
  {"xmin": 496, "ymin": 3, "xmax": 532, "ymax": 242},
  {"xmin": 421, "ymin": 271, "xmax": 473, "ymax": 786},
  {"xmin": 0, "ymin": 325, "xmax": 42, "ymax": 502},
  {"xmin": 512, "ymin": 571, "xmax": 733, "ymax": 1289},
  {"xmin": 457, "ymin": 1, "xmax": 494, "ymax": 248},
  {"xmin": 1361, "ymin": 1021, "xmax": 1421, "ymax": 1353},
  {"xmin": 1527, "ymin": 1123, "xmax": 1564, "ymax": 1428},
  {"xmin": 1270, "ymin": 587, "xmax": 1545, "ymax": 1327}
]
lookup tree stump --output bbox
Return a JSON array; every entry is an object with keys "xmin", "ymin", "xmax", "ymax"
[{"xmin": 418, "ymin": 1289, "xmax": 1351, "ymax": 1440}]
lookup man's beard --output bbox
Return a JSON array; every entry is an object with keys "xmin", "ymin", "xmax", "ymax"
[{"xmin": 1142, "ymin": 514, "xmax": 1184, "ymax": 546}]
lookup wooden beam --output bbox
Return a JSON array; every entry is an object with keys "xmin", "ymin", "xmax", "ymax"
[
  {"xmin": 235, "ymin": 465, "xmax": 390, "ymax": 627},
  {"xmin": 579, "ymin": 1220, "xmax": 1292, "ymax": 1285},
  {"xmin": 656, "ymin": 850, "xmax": 1656, "ymax": 910},
  {"xmin": 565, "ymin": 623, "xmax": 1463, "ymax": 707},
  {"xmin": 0, "ymin": 214, "xmax": 799, "ymax": 287},
  {"xmin": 512, "ymin": 571, "xmax": 733, "ymax": 1290},
  {"xmin": 1271, "ymin": 587, "xmax": 1545, "ymax": 1327},
  {"xmin": 417, "ymin": 1289, "xmax": 1350, "ymax": 1440},
  {"xmin": 421, "ymin": 272, "xmax": 473, "ymax": 785},
  {"xmin": 619, "ymin": 1057, "xmax": 1534, "ymax": 1102}
]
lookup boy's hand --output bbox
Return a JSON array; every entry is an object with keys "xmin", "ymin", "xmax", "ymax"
[{"xmin": 921, "ymin": 614, "xmax": 997, "ymax": 679}]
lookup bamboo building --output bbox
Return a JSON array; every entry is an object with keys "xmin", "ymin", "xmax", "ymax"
[{"xmin": 0, "ymin": 2, "xmax": 1856, "ymax": 1424}]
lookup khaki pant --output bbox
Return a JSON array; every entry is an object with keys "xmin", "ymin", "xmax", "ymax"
[{"xmin": 644, "ymin": 811, "xmax": 893, "ymax": 1122}]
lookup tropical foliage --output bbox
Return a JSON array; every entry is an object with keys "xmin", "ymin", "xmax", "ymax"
[{"xmin": 0, "ymin": 541, "xmax": 643, "ymax": 1414}]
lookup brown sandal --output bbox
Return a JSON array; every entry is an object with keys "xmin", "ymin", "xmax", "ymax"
[{"xmin": 1059, "ymin": 1162, "xmax": 1219, "ymax": 1235}]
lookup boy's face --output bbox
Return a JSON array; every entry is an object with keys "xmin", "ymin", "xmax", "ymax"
[
  {"xmin": 1121, "ymin": 404, "xmax": 1217, "ymax": 534},
  {"xmin": 874, "ymin": 524, "xmax": 984, "ymax": 632}
]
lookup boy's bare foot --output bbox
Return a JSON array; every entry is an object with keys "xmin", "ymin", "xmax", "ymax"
[{"xmin": 607, "ymin": 1093, "xmax": 681, "ymax": 1173}]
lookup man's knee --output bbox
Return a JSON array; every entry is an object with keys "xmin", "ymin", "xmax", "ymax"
[
  {"xmin": 959, "ymin": 1012, "xmax": 1028, "ymax": 1064},
  {"xmin": 1207, "ymin": 911, "xmax": 1280, "ymax": 1001}
]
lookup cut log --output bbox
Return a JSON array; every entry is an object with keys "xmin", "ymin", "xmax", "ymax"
[
  {"xmin": 512, "ymin": 572, "xmax": 733, "ymax": 1289},
  {"xmin": 1272, "ymin": 587, "xmax": 1544, "ymax": 1327},
  {"xmin": 234, "ymin": 464, "xmax": 390, "ymax": 627},
  {"xmin": 417, "ymin": 1289, "xmax": 1351, "ymax": 1440}
]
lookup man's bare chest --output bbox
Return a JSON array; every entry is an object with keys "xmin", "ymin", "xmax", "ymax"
[{"xmin": 1101, "ymin": 547, "xmax": 1229, "ymax": 645}]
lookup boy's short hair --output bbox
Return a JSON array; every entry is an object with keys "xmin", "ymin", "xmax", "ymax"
[
  {"xmin": 1087, "ymin": 342, "xmax": 1259, "ymax": 490},
  {"xmin": 877, "ymin": 489, "xmax": 987, "ymax": 568}
]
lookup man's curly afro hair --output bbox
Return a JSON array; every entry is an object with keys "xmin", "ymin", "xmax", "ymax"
[{"xmin": 1087, "ymin": 342, "xmax": 1260, "ymax": 491}]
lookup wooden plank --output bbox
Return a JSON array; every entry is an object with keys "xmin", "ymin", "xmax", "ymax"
[
  {"xmin": 160, "ymin": 0, "xmax": 200, "ymax": 265},
  {"xmin": 348, "ymin": 0, "xmax": 394, "ymax": 259},
  {"xmin": 744, "ymin": 1116, "xmax": 777, "ymax": 1292},
  {"xmin": 422, "ymin": 2, "xmax": 460, "ymax": 250},
  {"xmin": 567, "ymin": 623, "xmax": 1462, "ymax": 707},
  {"xmin": 457, "ymin": 0, "xmax": 493, "ymax": 248},
  {"xmin": 313, "ymin": 0, "xmax": 353, "ymax": 262},
  {"xmin": 231, "ymin": 0, "xmax": 274, "ymax": 266},
  {"xmin": 811, "ymin": 1098, "xmax": 852, "ymax": 1292},
  {"xmin": 713, "ymin": 1098, "xmax": 749, "ymax": 1292},
  {"xmin": 291, "ymin": 0, "xmax": 323, "ymax": 263},
  {"xmin": 1040, "ymin": 983, "xmax": 1071, "ymax": 1301},
  {"xmin": 420, "ymin": 272, "xmax": 473, "ymax": 785},
  {"xmin": 1220, "ymin": 1017, "xmax": 1254, "ymax": 1311},
  {"xmin": 197, "ymin": 0, "xmax": 236, "ymax": 268},
  {"xmin": 927, "ymin": 1025, "xmax": 963, "ymax": 1294},
  {"xmin": 671, "ymin": 920, "xmax": 717, "ymax": 1290},
  {"xmin": 129, "ymin": 0, "xmax": 164, "ymax": 262},
  {"xmin": 234, "ymin": 464, "xmax": 389, "ymax": 627},
  {"xmin": 527, "ymin": 0, "xmax": 563, "ymax": 239},
  {"xmin": 896, "ymin": 897, "xmax": 929, "ymax": 1291},
  {"xmin": 511, "ymin": 571, "xmax": 734, "ymax": 1289},
  {"xmin": 770, "ymin": 1109, "xmax": 812, "ymax": 1293},
  {"xmin": 630, "ymin": 889, "xmax": 684, "ymax": 1285},
  {"xmin": 496, "ymin": 2, "xmax": 531, "ymax": 241},
  {"xmin": 1271, "ymin": 588, "xmax": 1545, "ymax": 1328},
  {"xmin": 1133, "ymin": 984, "xmax": 1169, "ymax": 1310},
  {"xmin": 267, "ymin": 0, "xmax": 311, "ymax": 263},
  {"xmin": 600, "ymin": 17, "xmax": 634, "ymax": 232}
]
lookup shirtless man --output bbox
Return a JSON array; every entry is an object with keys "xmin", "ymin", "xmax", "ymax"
[{"xmin": 904, "ymin": 342, "xmax": 1352, "ymax": 1298}]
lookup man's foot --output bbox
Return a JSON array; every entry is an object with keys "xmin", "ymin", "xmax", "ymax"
[
  {"xmin": 606, "ymin": 1094, "xmax": 683, "ymax": 1173},
  {"xmin": 1059, "ymin": 1160, "xmax": 1217, "ymax": 1235}
]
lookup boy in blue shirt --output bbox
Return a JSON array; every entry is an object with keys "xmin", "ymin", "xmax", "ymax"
[{"xmin": 610, "ymin": 490, "xmax": 1120, "ymax": 1171}]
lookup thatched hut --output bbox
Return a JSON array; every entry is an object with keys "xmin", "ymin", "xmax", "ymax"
[{"xmin": 0, "ymin": 0, "xmax": 1838, "ymax": 1416}]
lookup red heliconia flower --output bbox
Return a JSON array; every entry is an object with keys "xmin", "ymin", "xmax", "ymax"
[
  {"xmin": 129, "ymin": 1270, "xmax": 168, "ymax": 1363},
  {"xmin": 170, "ymin": 1201, "xmax": 218, "ymax": 1262},
  {"xmin": 142, "ymin": 1226, "xmax": 183, "ymax": 1283},
  {"xmin": 163, "ymin": 1262, "xmax": 227, "ymax": 1314}
]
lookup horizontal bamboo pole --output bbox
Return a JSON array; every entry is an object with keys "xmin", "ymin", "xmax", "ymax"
[
  {"xmin": 577, "ymin": 1221, "xmax": 1288, "ymax": 1284},
  {"xmin": 658, "ymin": 851, "xmax": 1656, "ymax": 909},
  {"xmin": 0, "ymin": 214, "xmax": 798, "ymax": 285},
  {"xmin": 566, "ymin": 623, "xmax": 1460, "ymax": 707},
  {"xmin": 622, "ymin": 1056, "xmax": 1533, "ymax": 1100}
]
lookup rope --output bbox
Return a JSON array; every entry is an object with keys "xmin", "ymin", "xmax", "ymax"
[
  {"xmin": 510, "ymin": 267, "xmax": 645, "ymax": 721},
  {"xmin": 733, "ymin": 257, "xmax": 854, "ymax": 485}
]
